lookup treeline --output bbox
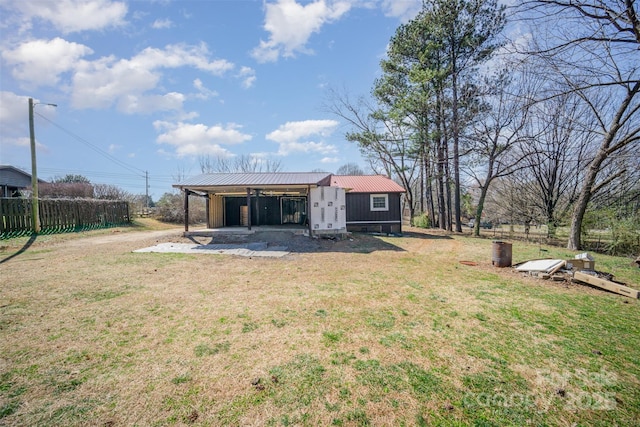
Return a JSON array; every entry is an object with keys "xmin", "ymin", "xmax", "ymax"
[
  {"xmin": 24, "ymin": 174, "xmax": 153, "ymax": 214},
  {"xmin": 330, "ymin": 0, "xmax": 639, "ymax": 252}
]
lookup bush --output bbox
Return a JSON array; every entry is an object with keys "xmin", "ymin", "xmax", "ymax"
[
  {"xmin": 607, "ymin": 215, "xmax": 640, "ymax": 256},
  {"xmin": 155, "ymin": 192, "xmax": 206, "ymax": 224},
  {"xmin": 412, "ymin": 213, "xmax": 430, "ymax": 228}
]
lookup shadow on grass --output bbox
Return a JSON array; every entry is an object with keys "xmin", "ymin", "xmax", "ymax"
[
  {"xmin": 401, "ymin": 230, "xmax": 454, "ymax": 241},
  {"xmin": 0, "ymin": 234, "xmax": 37, "ymax": 264},
  {"xmin": 196, "ymin": 229, "xmax": 455, "ymax": 255}
]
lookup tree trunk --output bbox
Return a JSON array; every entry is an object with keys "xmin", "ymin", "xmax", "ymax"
[
  {"xmin": 451, "ymin": 68, "xmax": 462, "ymax": 232},
  {"xmin": 567, "ymin": 152, "xmax": 606, "ymax": 250},
  {"xmin": 567, "ymin": 81, "xmax": 639, "ymax": 250},
  {"xmin": 436, "ymin": 92, "xmax": 447, "ymax": 229},
  {"xmin": 437, "ymin": 139, "xmax": 446, "ymax": 229},
  {"xmin": 426, "ymin": 152, "xmax": 436, "ymax": 227},
  {"xmin": 419, "ymin": 147, "xmax": 425, "ymax": 215},
  {"xmin": 474, "ymin": 185, "xmax": 488, "ymax": 237},
  {"xmin": 444, "ymin": 133, "xmax": 452, "ymax": 231}
]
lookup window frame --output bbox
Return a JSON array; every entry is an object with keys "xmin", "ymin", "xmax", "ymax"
[{"xmin": 370, "ymin": 193, "xmax": 389, "ymax": 211}]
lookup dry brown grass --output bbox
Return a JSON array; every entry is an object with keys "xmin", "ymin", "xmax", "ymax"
[{"xmin": 1, "ymin": 222, "xmax": 639, "ymax": 426}]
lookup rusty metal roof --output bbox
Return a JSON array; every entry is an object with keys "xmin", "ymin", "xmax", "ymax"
[
  {"xmin": 330, "ymin": 175, "xmax": 406, "ymax": 193},
  {"xmin": 174, "ymin": 172, "xmax": 332, "ymax": 190}
]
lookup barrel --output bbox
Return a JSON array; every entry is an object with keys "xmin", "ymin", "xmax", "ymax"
[{"xmin": 492, "ymin": 241, "xmax": 512, "ymax": 267}]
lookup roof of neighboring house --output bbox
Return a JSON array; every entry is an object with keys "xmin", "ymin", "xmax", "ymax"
[
  {"xmin": 330, "ymin": 175, "xmax": 406, "ymax": 193},
  {"xmin": 174, "ymin": 172, "xmax": 332, "ymax": 193},
  {"xmin": 0, "ymin": 165, "xmax": 47, "ymax": 187}
]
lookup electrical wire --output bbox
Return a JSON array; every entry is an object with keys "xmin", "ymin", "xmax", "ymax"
[{"xmin": 34, "ymin": 112, "xmax": 146, "ymax": 176}]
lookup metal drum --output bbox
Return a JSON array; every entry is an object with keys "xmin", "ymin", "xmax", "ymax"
[{"xmin": 492, "ymin": 241, "xmax": 512, "ymax": 268}]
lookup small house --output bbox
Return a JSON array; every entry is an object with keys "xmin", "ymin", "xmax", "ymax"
[
  {"xmin": 330, "ymin": 175, "xmax": 405, "ymax": 234},
  {"xmin": 173, "ymin": 172, "xmax": 405, "ymax": 236},
  {"xmin": 0, "ymin": 165, "xmax": 46, "ymax": 197}
]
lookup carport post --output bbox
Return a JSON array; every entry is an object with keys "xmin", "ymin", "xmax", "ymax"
[
  {"xmin": 246, "ymin": 187, "xmax": 252, "ymax": 230},
  {"xmin": 307, "ymin": 185, "xmax": 312, "ymax": 237},
  {"xmin": 184, "ymin": 189, "xmax": 189, "ymax": 232}
]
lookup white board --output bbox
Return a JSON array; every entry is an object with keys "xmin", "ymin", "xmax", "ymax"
[{"xmin": 515, "ymin": 259, "xmax": 565, "ymax": 273}]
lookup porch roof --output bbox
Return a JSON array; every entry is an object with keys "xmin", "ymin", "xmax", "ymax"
[{"xmin": 173, "ymin": 172, "xmax": 332, "ymax": 195}]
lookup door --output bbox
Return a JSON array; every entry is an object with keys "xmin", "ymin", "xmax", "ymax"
[{"xmin": 281, "ymin": 197, "xmax": 307, "ymax": 225}]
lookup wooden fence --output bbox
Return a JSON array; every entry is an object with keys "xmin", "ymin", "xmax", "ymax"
[{"xmin": 1, "ymin": 198, "xmax": 130, "ymax": 238}]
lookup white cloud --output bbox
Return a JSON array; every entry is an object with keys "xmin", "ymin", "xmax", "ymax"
[
  {"xmin": 380, "ymin": 0, "xmax": 421, "ymax": 21},
  {"xmin": 238, "ymin": 66, "xmax": 256, "ymax": 89},
  {"xmin": 5, "ymin": 0, "xmax": 127, "ymax": 34},
  {"xmin": 2, "ymin": 38, "xmax": 93, "ymax": 87},
  {"xmin": 2, "ymin": 37, "xmax": 235, "ymax": 113},
  {"xmin": 321, "ymin": 156, "xmax": 340, "ymax": 163},
  {"xmin": 71, "ymin": 43, "xmax": 234, "ymax": 112},
  {"xmin": 108, "ymin": 144, "xmax": 121, "ymax": 153},
  {"xmin": 153, "ymin": 120, "xmax": 252, "ymax": 157},
  {"xmin": 152, "ymin": 18, "xmax": 173, "ymax": 29},
  {"xmin": 131, "ymin": 43, "xmax": 234, "ymax": 75},
  {"xmin": 0, "ymin": 91, "xmax": 56, "ymax": 155},
  {"xmin": 266, "ymin": 119, "xmax": 339, "ymax": 155},
  {"xmin": 118, "ymin": 92, "xmax": 185, "ymax": 114},
  {"xmin": 193, "ymin": 78, "xmax": 219, "ymax": 100},
  {"xmin": 0, "ymin": 91, "xmax": 29, "ymax": 126},
  {"xmin": 251, "ymin": 0, "xmax": 351, "ymax": 63}
]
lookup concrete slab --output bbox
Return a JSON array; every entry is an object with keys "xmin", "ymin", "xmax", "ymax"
[{"xmin": 133, "ymin": 242, "xmax": 290, "ymax": 257}]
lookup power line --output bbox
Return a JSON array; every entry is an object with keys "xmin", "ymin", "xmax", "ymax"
[{"xmin": 34, "ymin": 112, "xmax": 146, "ymax": 176}]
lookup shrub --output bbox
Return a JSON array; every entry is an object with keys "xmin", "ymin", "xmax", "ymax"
[
  {"xmin": 412, "ymin": 214, "xmax": 430, "ymax": 228},
  {"xmin": 155, "ymin": 192, "xmax": 206, "ymax": 224}
]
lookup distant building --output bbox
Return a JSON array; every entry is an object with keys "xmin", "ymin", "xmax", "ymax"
[{"xmin": 0, "ymin": 165, "xmax": 47, "ymax": 197}]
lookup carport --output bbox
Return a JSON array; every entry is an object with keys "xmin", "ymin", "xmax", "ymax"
[{"xmin": 173, "ymin": 172, "xmax": 333, "ymax": 235}]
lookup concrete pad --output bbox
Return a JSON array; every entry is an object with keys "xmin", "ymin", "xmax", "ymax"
[{"xmin": 133, "ymin": 242, "xmax": 289, "ymax": 257}]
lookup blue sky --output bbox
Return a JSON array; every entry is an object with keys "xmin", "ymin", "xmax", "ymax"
[{"xmin": 0, "ymin": 0, "xmax": 426, "ymax": 199}]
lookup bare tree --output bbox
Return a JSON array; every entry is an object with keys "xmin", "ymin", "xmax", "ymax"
[
  {"xmin": 336, "ymin": 163, "xmax": 365, "ymax": 175},
  {"xmin": 520, "ymin": 0, "xmax": 640, "ymax": 249},
  {"xmin": 199, "ymin": 154, "xmax": 283, "ymax": 173},
  {"xmin": 37, "ymin": 182, "xmax": 94, "ymax": 199},
  {"xmin": 327, "ymin": 90, "xmax": 419, "ymax": 219},
  {"xmin": 464, "ymin": 69, "xmax": 532, "ymax": 236},
  {"xmin": 93, "ymin": 183, "xmax": 129, "ymax": 200}
]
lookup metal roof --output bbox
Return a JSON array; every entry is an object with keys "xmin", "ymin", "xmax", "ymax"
[
  {"xmin": 330, "ymin": 175, "xmax": 406, "ymax": 193},
  {"xmin": 174, "ymin": 172, "xmax": 332, "ymax": 190}
]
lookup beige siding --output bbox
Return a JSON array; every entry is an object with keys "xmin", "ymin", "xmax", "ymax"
[{"xmin": 209, "ymin": 195, "xmax": 224, "ymax": 228}]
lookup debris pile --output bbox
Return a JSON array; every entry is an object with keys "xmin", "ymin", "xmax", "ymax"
[{"xmin": 514, "ymin": 253, "xmax": 639, "ymax": 299}]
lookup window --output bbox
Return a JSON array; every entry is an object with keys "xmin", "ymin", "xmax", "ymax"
[{"xmin": 370, "ymin": 194, "xmax": 388, "ymax": 211}]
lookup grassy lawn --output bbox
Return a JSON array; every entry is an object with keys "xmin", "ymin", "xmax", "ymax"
[{"xmin": 1, "ymin": 223, "xmax": 639, "ymax": 426}]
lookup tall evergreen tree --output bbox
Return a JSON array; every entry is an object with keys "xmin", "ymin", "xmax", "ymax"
[{"xmin": 373, "ymin": 0, "xmax": 506, "ymax": 230}]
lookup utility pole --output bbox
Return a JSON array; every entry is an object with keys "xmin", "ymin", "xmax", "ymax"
[
  {"xmin": 28, "ymin": 98, "xmax": 40, "ymax": 233},
  {"xmin": 28, "ymin": 97, "xmax": 57, "ymax": 234},
  {"xmin": 145, "ymin": 171, "xmax": 149, "ymax": 208}
]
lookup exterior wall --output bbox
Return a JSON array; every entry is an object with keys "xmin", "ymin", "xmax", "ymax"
[
  {"xmin": 224, "ymin": 197, "xmax": 245, "ymax": 226},
  {"xmin": 309, "ymin": 186, "xmax": 346, "ymax": 234},
  {"xmin": 253, "ymin": 196, "xmax": 281, "ymax": 226},
  {"xmin": 208, "ymin": 195, "xmax": 224, "ymax": 228},
  {"xmin": 345, "ymin": 192, "xmax": 402, "ymax": 234},
  {"xmin": 223, "ymin": 195, "xmax": 303, "ymax": 227},
  {"xmin": 0, "ymin": 167, "xmax": 32, "ymax": 197}
]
